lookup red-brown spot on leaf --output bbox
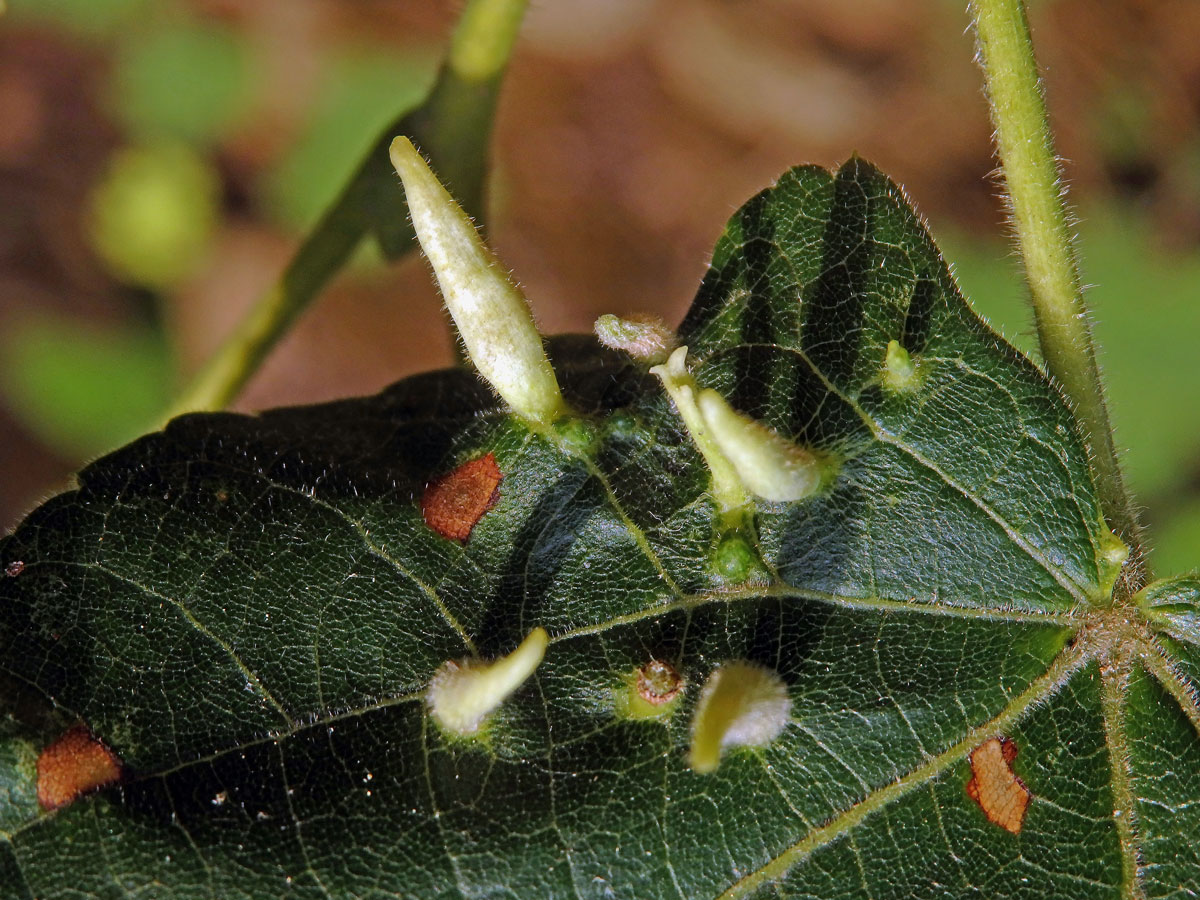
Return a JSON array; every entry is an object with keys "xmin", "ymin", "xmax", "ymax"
[
  {"xmin": 966, "ymin": 736, "xmax": 1030, "ymax": 834},
  {"xmin": 422, "ymin": 453, "xmax": 502, "ymax": 543},
  {"xmin": 4, "ymin": 560, "xmax": 24, "ymax": 577},
  {"xmin": 36, "ymin": 724, "xmax": 123, "ymax": 811}
]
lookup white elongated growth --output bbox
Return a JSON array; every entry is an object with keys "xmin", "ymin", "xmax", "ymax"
[
  {"xmin": 696, "ymin": 389, "xmax": 821, "ymax": 502},
  {"xmin": 427, "ymin": 627, "xmax": 549, "ymax": 736},
  {"xmin": 649, "ymin": 347, "xmax": 746, "ymax": 513},
  {"xmin": 689, "ymin": 661, "xmax": 791, "ymax": 774},
  {"xmin": 390, "ymin": 137, "xmax": 566, "ymax": 426},
  {"xmin": 594, "ymin": 313, "xmax": 677, "ymax": 364}
]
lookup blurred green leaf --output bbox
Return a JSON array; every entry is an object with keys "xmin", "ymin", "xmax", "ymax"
[
  {"xmin": 264, "ymin": 48, "xmax": 438, "ymax": 232},
  {"xmin": 87, "ymin": 141, "xmax": 220, "ymax": 290},
  {"xmin": 0, "ymin": 313, "xmax": 174, "ymax": 461},
  {"xmin": 6, "ymin": 0, "xmax": 148, "ymax": 38},
  {"xmin": 107, "ymin": 19, "xmax": 253, "ymax": 144},
  {"xmin": 1151, "ymin": 499, "xmax": 1200, "ymax": 578}
]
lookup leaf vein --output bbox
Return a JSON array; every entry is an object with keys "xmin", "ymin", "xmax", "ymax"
[
  {"xmin": 695, "ymin": 341, "xmax": 1094, "ymax": 606},
  {"xmin": 713, "ymin": 637, "xmax": 1087, "ymax": 899},
  {"xmin": 87, "ymin": 561, "xmax": 293, "ymax": 727}
]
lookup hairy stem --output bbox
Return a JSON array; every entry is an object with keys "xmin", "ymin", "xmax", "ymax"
[
  {"xmin": 969, "ymin": 0, "xmax": 1143, "ymax": 558},
  {"xmin": 1100, "ymin": 656, "xmax": 1145, "ymax": 899},
  {"xmin": 162, "ymin": 0, "xmax": 529, "ymax": 420}
]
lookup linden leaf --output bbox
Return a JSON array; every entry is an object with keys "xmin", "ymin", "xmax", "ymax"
[{"xmin": 1, "ymin": 160, "xmax": 1197, "ymax": 898}]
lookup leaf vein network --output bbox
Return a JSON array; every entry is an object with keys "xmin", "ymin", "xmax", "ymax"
[
  {"xmin": 713, "ymin": 640, "xmax": 1088, "ymax": 900},
  {"xmin": 82, "ymin": 560, "xmax": 293, "ymax": 726},
  {"xmin": 693, "ymin": 340, "xmax": 1093, "ymax": 606},
  {"xmin": 262, "ymin": 477, "xmax": 479, "ymax": 657}
]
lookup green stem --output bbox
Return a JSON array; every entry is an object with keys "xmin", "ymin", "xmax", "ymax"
[
  {"xmin": 162, "ymin": 198, "xmax": 360, "ymax": 420},
  {"xmin": 162, "ymin": 0, "xmax": 529, "ymax": 420},
  {"xmin": 970, "ymin": 0, "xmax": 1143, "ymax": 556}
]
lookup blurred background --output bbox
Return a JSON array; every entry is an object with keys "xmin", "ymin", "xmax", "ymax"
[{"xmin": 2, "ymin": 0, "xmax": 1198, "ymax": 574}]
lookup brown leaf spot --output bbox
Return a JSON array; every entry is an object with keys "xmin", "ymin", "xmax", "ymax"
[
  {"xmin": 422, "ymin": 453, "xmax": 503, "ymax": 543},
  {"xmin": 4, "ymin": 560, "xmax": 24, "ymax": 577},
  {"xmin": 966, "ymin": 736, "xmax": 1030, "ymax": 834},
  {"xmin": 636, "ymin": 659, "xmax": 683, "ymax": 705},
  {"xmin": 36, "ymin": 725, "xmax": 123, "ymax": 811}
]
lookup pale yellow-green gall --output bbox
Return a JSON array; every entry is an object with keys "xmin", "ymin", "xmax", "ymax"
[
  {"xmin": 390, "ymin": 137, "xmax": 566, "ymax": 426},
  {"xmin": 427, "ymin": 627, "xmax": 549, "ymax": 736},
  {"xmin": 649, "ymin": 346, "xmax": 747, "ymax": 515},
  {"xmin": 882, "ymin": 339, "xmax": 921, "ymax": 393},
  {"xmin": 696, "ymin": 389, "xmax": 822, "ymax": 503},
  {"xmin": 689, "ymin": 661, "xmax": 791, "ymax": 774},
  {"xmin": 1096, "ymin": 526, "xmax": 1130, "ymax": 599},
  {"xmin": 713, "ymin": 535, "xmax": 763, "ymax": 583}
]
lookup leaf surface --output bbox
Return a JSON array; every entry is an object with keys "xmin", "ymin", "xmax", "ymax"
[{"xmin": 2, "ymin": 160, "xmax": 1197, "ymax": 899}]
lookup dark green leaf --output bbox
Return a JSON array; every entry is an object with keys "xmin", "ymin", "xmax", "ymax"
[
  {"xmin": 944, "ymin": 214, "xmax": 1200, "ymax": 578},
  {"xmin": 2, "ymin": 160, "xmax": 1197, "ymax": 898}
]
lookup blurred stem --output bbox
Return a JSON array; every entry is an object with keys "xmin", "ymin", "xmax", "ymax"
[
  {"xmin": 162, "ymin": 0, "xmax": 529, "ymax": 421},
  {"xmin": 448, "ymin": 0, "xmax": 529, "ymax": 82},
  {"xmin": 970, "ymin": 0, "xmax": 1144, "ymax": 562}
]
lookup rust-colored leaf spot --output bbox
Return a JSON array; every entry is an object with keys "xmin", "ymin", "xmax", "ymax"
[
  {"xmin": 4, "ymin": 560, "xmax": 24, "ymax": 577},
  {"xmin": 966, "ymin": 736, "xmax": 1030, "ymax": 834},
  {"xmin": 36, "ymin": 724, "xmax": 123, "ymax": 811},
  {"xmin": 422, "ymin": 453, "xmax": 503, "ymax": 543},
  {"xmin": 636, "ymin": 659, "xmax": 684, "ymax": 706}
]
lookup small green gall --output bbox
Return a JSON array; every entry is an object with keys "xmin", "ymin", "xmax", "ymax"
[
  {"xmin": 427, "ymin": 627, "xmax": 549, "ymax": 737},
  {"xmin": 696, "ymin": 390, "xmax": 822, "ymax": 502},
  {"xmin": 882, "ymin": 339, "xmax": 920, "ymax": 393},
  {"xmin": 650, "ymin": 346, "xmax": 747, "ymax": 514},
  {"xmin": 594, "ymin": 313, "xmax": 677, "ymax": 365},
  {"xmin": 605, "ymin": 409, "xmax": 638, "ymax": 440},
  {"xmin": 553, "ymin": 417, "xmax": 598, "ymax": 456},
  {"xmin": 713, "ymin": 535, "xmax": 760, "ymax": 583},
  {"xmin": 689, "ymin": 661, "xmax": 791, "ymax": 774},
  {"xmin": 390, "ymin": 136, "xmax": 566, "ymax": 426},
  {"xmin": 1099, "ymin": 528, "xmax": 1129, "ymax": 569}
]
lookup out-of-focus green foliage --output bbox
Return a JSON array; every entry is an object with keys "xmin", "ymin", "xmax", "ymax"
[
  {"xmin": 0, "ymin": 313, "xmax": 174, "ymax": 461},
  {"xmin": 86, "ymin": 141, "xmax": 220, "ymax": 290},
  {"xmin": 107, "ymin": 19, "xmax": 254, "ymax": 144},
  {"xmin": 6, "ymin": 0, "xmax": 147, "ymax": 38},
  {"xmin": 0, "ymin": 0, "xmax": 502, "ymax": 461},
  {"xmin": 264, "ymin": 49, "xmax": 438, "ymax": 232}
]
